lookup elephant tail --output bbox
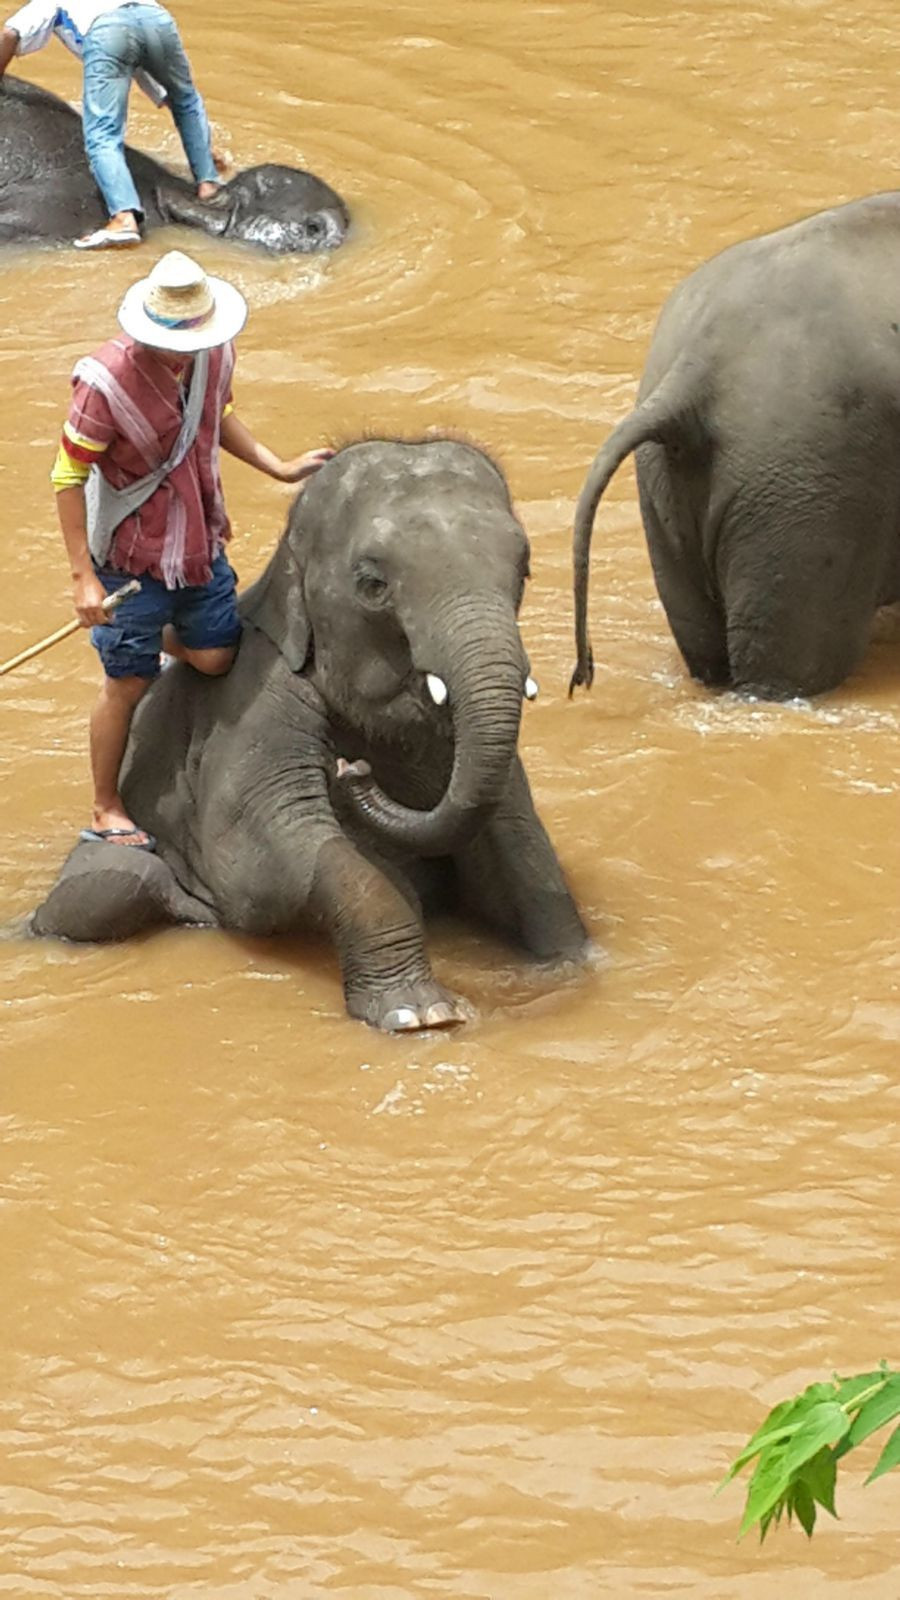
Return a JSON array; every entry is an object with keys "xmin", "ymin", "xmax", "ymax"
[{"xmin": 569, "ymin": 366, "xmax": 694, "ymax": 695}]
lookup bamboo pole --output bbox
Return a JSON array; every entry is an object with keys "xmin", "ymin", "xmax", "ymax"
[{"xmin": 0, "ymin": 580, "xmax": 141, "ymax": 677}]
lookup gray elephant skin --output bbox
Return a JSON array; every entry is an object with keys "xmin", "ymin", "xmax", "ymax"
[
  {"xmin": 32, "ymin": 439, "xmax": 589, "ymax": 1032},
  {"xmin": 572, "ymin": 193, "xmax": 900, "ymax": 700},
  {"xmin": 0, "ymin": 77, "xmax": 348, "ymax": 252}
]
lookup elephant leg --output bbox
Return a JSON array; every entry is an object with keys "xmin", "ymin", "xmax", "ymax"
[
  {"xmin": 637, "ymin": 446, "xmax": 730, "ymax": 686},
  {"xmin": 308, "ymin": 834, "xmax": 468, "ymax": 1031},
  {"xmin": 31, "ymin": 841, "xmax": 216, "ymax": 940},
  {"xmin": 453, "ymin": 759, "xmax": 589, "ymax": 962},
  {"xmin": 720, "ymin": 485, "xmax": 888, "ymax": 699}
]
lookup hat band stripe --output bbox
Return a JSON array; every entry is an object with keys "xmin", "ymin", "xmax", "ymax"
[{"xmin": 144, "ymin": 304, "xmax": 215, "ymax": 331}]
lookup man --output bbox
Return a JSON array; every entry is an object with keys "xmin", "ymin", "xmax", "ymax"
[
  {"xmin": 52, "ymin": 248, "xmax": 332, "ymax": 849},
  {"xmin": 0, "ymin": 1, "xmax": 221, "ymax": 249}
]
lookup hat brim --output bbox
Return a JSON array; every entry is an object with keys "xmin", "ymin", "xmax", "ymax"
[{"xmin": 117, "ymin": 273, "xmax": 248, "ymax": 352}]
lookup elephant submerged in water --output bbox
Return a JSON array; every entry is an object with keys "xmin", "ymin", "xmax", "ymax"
[
  {"xmin": 571, "ymin": 193, "xmax": 900, "ymax": 701},
  {"xmin": 0, "ymin": 78, "xmax": 348, "ymax": 252},
  {"xmin": 33, "ymin": 439, "xmax": 589, "ymax": 1031}
]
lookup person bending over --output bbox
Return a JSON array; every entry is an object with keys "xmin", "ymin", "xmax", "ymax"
[
  {"xmin": 0, "ymin": 1, "xmax": 223, "ymax": 249},
  {"xmin": 52, "ymin": 249, "xmax": 332, "ymax": 849}
]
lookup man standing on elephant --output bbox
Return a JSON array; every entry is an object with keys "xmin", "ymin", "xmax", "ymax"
[
  {"xmin": 0, "ymin": 0, "xmax": 223, "ymax": 249},
  {"xmin": 52, "ymin": 248, "xmax": 332, "ymax": 850}
]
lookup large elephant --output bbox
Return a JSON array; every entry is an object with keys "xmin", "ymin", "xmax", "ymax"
[
  {"xmin": 571, "ymin": 193, "xmax": 900, "ymax": 701},
  {"xmin": 0, "ymin": 77, "xmax": 348, "ymax": 252},
  {"xmin": 32, "ymin": 439, "xmax": 589, "ymax": 1031}
]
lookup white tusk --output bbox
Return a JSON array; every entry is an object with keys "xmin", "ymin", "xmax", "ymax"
[
  {"xmin": 524, "ymin": 675, "xmax": 539, "ymax": 700},
  {"xmin": 427, "ymin": 673, "xmax": 448, "ymax": 706}
]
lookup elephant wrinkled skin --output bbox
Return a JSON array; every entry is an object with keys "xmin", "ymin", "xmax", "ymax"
[
  {"xmin": 571, "ymin": 192, "xmax": 900, "ymax": 700},
  {"xmin": 33, "ymin": 439, "xmax": 589, "ymax": 1032},
  {"xmin": 0, "ymin": 77, "xmax": 348, "ymax": 252}
]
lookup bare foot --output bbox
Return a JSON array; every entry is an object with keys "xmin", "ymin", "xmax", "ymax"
[{"xmin": 196, "ymin": 181, "xmax": 221, "ymax": 201}]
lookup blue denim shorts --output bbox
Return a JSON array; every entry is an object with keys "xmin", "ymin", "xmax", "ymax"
[{"xmin": 91, "ymin": 554, "xmax": 242, "ymax": 679}]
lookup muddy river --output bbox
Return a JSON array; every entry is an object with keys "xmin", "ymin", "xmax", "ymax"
[{"xmin": 2, "ymin": 0, "xmax": 900, "ymax": 1594}]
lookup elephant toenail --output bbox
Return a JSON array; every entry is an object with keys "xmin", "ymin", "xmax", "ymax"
[
  {"xmin": 382, "ymin": 1006, "xmax": 420, "ymax": 1031},
  {"xmin": 423, "ymin": 1002, "xmax": 461, "ymax": 1027}
]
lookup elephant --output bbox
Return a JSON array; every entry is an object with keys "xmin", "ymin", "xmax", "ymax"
[
  {"xmin": 32, "ymin": 438, "xmax": 589, "ymax": 1031},
  {"xmin": 0, "ymin": 77, "xmax": 348, "ymax": 252},
  {"xmin": 570, "ymin": 192, "xmax": 900, "ymax": 701}
]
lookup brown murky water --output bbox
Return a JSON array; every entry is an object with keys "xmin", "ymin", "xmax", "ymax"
[{"xmin": 2, "ymin": 1, "xmax": 900, "ymax": 1593}]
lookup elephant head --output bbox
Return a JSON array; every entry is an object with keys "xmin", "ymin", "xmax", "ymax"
[
  {"xmin": 156, "ymin": 163, "xmax": 349, "ymax": 253},
  {"xmin": 241, "ymin": 439, "xmax": 536, "ymax": 855}
]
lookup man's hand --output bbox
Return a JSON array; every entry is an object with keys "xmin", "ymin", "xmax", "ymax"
[
  {"xmin": 73, "ymin": 572, "xmax": 111, "ymax": 628},
  {"xmin": 276, "ymin": 447, "xmax": 335, "ymax": 485}
]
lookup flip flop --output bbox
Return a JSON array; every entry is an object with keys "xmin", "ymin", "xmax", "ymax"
[
  {"xmin": 79, "ymin": 826, "xmax": 157, "ymax": 852},
  {"xmin": 73, "ymin": 226, "xmax": 142, "ymax": 251}
]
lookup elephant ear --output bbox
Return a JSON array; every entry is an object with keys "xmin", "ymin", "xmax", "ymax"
[{"xmin": 239, "ymin": 535, "xmax": 311, "ymax": 672}]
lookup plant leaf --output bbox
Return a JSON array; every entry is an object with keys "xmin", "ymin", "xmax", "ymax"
[
  {"xmin": 866, "ymin": 1421, "xmax": 900, "ymax": 1484},
  {"xmin": 790, "ymin": 1479, "xmax": 817, "ymax": 1538},
  {"xmin": 780, "ymin": 1403, "xmax": 852, "ymax": 1478},
  {"xmin": 846, "ymin": 1376, "xmax": 900, "ymax": 1450},
  {"xmin": 724, "ymin": 1384, "xmax": 838, "ymax": 1482},
  {"xmin": 800, "ymin": 1446, "xmax": 838, "ymax": 1518},
  {"xmin": 833, "ymin": 1369, "xmax": 891, "ymax": 1411},
  {"xmin": 739, "ymin": 1404, "xmax": 850, "ymax": 1538}
]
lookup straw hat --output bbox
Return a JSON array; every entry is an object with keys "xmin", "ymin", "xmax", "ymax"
[{"xmin": 117, "ymin": 250, "xmax": 248, "ymax": 352}]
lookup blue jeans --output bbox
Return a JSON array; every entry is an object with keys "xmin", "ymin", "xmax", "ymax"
[
  {"xmin": 91, "ymin": 555, "xmax": 242, "ymax": 679},
  {"xmin": 82, "ymin": 2, "xmax": 218, "ymax": 220}
]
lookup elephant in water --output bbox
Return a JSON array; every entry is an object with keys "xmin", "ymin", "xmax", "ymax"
[
  {"xmin": 0, "ymin": 78, "xmax": 348, "ymax": 252},
  {"xmin": 571, "ymin": 193, "xmax": 900, "ymax": 700},
  {"xmin": 33, "ymin": 439, "xmax": 589, "ymax": 1031}
]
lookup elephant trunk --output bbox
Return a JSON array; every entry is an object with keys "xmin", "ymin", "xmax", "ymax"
[{"xmin": 340, "ymin": 598, "xmax": 526, "ymax": 856}]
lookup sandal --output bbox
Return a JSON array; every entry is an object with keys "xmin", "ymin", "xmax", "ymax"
[
  {"xmin": 74, "ymin": 225, "xmax": 142, "ymax": 251},
  {"xmin": 79, "ymin": 826, "xmax": 156, "ymax": 851}
]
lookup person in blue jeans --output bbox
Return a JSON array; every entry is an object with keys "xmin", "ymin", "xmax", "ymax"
[{"xmin": 0, "ymin": 1, "xmax": 222, "ymax": 249}]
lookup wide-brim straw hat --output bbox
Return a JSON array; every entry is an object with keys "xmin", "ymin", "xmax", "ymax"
[{"xmin": 118, "ymin": 249, "xmax": 248, "ymax": 352}]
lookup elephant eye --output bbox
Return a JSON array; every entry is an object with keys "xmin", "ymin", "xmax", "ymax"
[{"xmin": 354, "ymin": 562, "xmax": 389, "ymax": 604}]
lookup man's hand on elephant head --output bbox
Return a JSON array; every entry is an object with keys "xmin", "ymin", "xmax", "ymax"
[{"xmin": 276, "ymin": 446, "xmax": 335, "ymax": 485}]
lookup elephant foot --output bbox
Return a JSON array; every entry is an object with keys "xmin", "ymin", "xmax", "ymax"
[{"xmin": 348, "ymin": 978, "xmax": 472, "ymax": 1033}]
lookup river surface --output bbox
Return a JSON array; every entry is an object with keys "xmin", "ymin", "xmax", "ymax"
[{"xmin": 2, "ymin": 1, "xmax": 900, "ymax": 1594}]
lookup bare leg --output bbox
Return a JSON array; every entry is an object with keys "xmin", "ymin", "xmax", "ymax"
[
  {"xmin": 161, "ymin": 625, "xmax": 236, "ymax": 677},
  {"xmin": 90, "ymin": 674, "xmax": 153, "ymax": 842}
]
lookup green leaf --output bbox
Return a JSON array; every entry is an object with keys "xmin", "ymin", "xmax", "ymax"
[
  {"xmin": 833, "ymin": 1368, "xmax": 892, "ymax": 1411},
  {"xmin": 724, "ymin": 1384, "xmax": 839, "ymax": 1482},
  {"xmin": 758, "ymin": 1498, "xmax": 787, "ymax": 1545},
  {"xmin": 866, "ymin": 1421, "xmax": 900, "ymax": 1484},
  {"xmin": 780, "ymin": 1403, "xmax": 851, "ymax": 1478},
  {"xmin": 740, "ymin": 1450, "xmax": 794, "ymax": 1538},
  {"xmin": 800, "ymin": 1446, "xmax": 837, "ymax": 1518},
  {"xmin": 846, "ymin": 1376, "xmax": 900, "ymax": 1450},
  {"xmin": 790, "ymin": 1479, "xmax": 817, "ymax": 1538},
  {"xmin": 739, "ymin": 1404, "xmax": 851, "ymax": 1538}
]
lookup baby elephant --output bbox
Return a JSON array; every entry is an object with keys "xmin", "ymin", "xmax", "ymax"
[
  {"xmin": 34, "ymin": 439, "xmax": 589, "ymax": 1031},
  {"xmin": 572, "ymin": 192, "xmax": 900, "ymax": 700}
]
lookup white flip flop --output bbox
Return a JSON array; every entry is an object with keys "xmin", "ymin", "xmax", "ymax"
[{"xmin": 74, "ymin": 226, "xmax": 142, "ymax": 251}]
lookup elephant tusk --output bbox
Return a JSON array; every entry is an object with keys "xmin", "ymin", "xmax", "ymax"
[
  {"xmin": 524, "ymin": 675, "xmax": 539, "ymax": 700},
  {"xmin": 426, "ymin": 673, "xmax": 448, "ymax": 706}
]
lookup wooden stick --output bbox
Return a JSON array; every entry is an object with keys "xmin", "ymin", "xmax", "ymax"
[{"xmin": 0, "ymin": 580, "xmax": 141, "ymax": 677}]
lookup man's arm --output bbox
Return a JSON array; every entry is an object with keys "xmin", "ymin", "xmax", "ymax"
[
  {"xmin": 220, "ymin": 410, "xmax": 333, "ymax": 484},
  {"xmin": 55, "ymin": 486, "xmax": 110, "ymax": 627}
]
